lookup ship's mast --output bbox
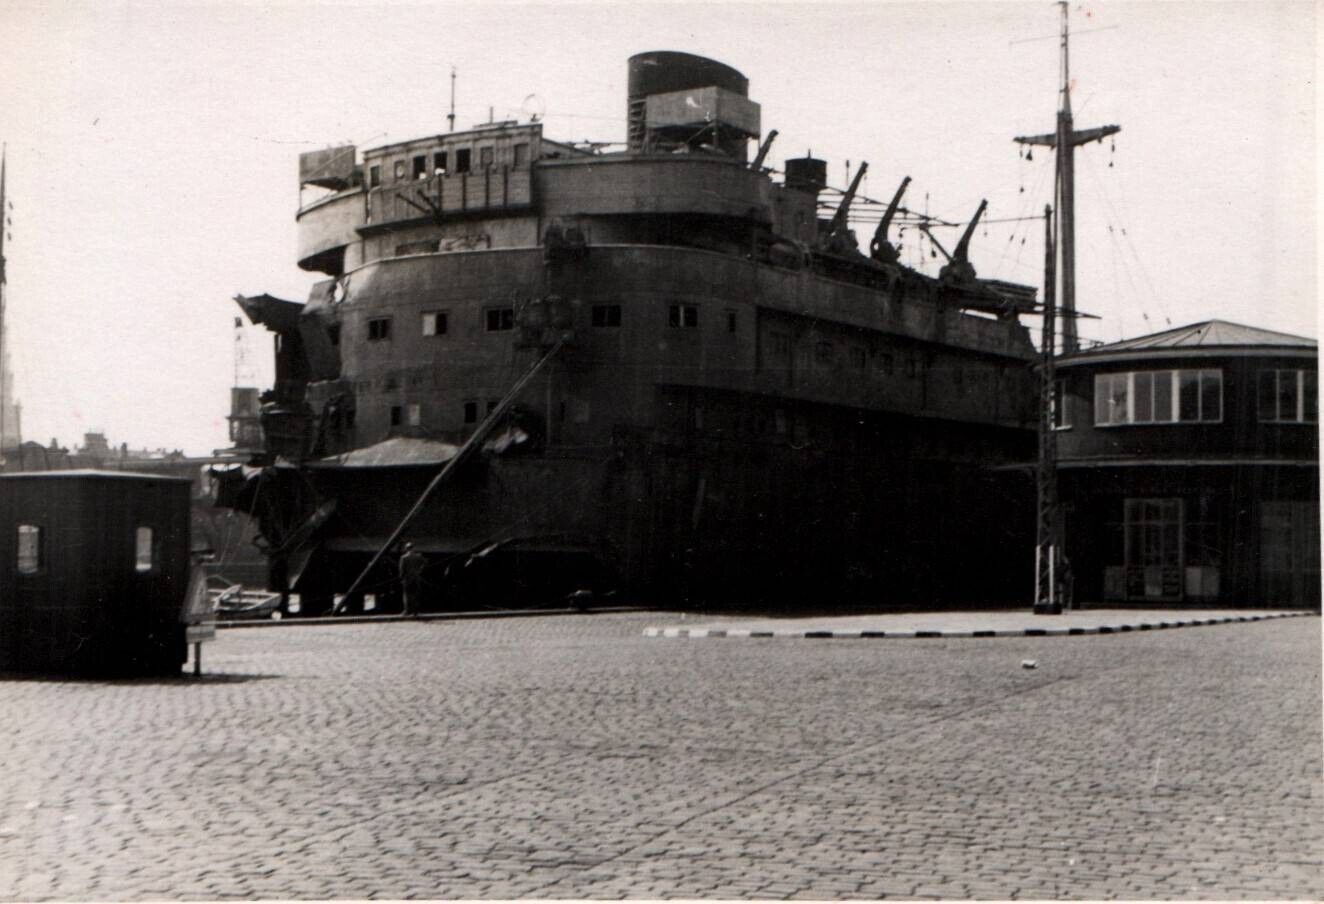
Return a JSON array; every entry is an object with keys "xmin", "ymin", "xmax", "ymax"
[{"xmin": 1014, "ymin": 2, "xmax": 1120, "ymax": 354}]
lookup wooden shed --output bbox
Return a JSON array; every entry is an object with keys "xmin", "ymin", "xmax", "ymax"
[{"xmin": 0, "ymin": 470, "xmax": 192, "ymax": 674}]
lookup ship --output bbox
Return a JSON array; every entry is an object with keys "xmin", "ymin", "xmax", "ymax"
[{"xmin": 218, "ymin": 52, "xmax": 1042, "ymax": 614}]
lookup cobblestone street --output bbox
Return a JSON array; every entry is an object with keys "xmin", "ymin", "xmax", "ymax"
[{"xmin": 0, "ymin": 612, "xmax": 1320, "ymax": 900}]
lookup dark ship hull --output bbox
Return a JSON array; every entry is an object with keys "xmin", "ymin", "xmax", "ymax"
[{"xmin": 221, "ymin": 53, "xmax": 1040, "ymax": 614}]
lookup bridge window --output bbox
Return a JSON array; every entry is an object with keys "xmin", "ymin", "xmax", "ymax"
[
  {"xmin": 1259, "ymin": 369, "xmax": 1318, "ymax": 423},
  {"xmin": 134, "ymin": 527, "xmax": 155, "ymax": 573},
  {"xmin": 485, "ymin": 308, "xmax": 514, "ymax": 332},
  {"xmin": 16, "ymin": 524, "xmax": 41, "ymax": 574},
  {"xmin": 669, "ymin": 304, "xmax": 698, "ymax": 328},
  {"xmin": 455, "ymin": 148, "xmax": 471, "ymax": 173},
  {"xmin": 422, "ymin": 311, "xmax": 448, "ymax": 336},
  {"xmin": 367, "ymin": 317, "xmax": 392, "ymax": 341},
  {"xmin": 592, "ymin": 304, "xmax": 621, "ymax": 328}
]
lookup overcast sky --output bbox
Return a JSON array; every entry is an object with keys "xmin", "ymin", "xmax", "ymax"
[{"xmin": 0, "ymin": 1, "xmax": 1315, "ymax": 455}]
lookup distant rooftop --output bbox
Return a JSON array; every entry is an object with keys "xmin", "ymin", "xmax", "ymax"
[{"xmin": 1076, "ymin": 319, "xmax": 1317, "ymax": 355}]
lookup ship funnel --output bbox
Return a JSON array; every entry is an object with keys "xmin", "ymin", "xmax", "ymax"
[{"xmin": 627, "ymin": 52, "xmax": 759, "ymax": 160}]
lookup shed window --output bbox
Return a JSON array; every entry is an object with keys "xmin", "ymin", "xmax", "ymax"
[
  {"xmin": 1259, "ymin": 369, "xmax": 1318, "ymax": 423},
  {"xmin": 422, "ymin": 311, "xmax": 448, "ymax": 336},
  {"xmin": 367, "ymin": 317, "xmax": 392, "ymax": 341},
  {"xmin": 485, "ymin": 308, "xmax": 514, "ymax": 332},
  {"xmin": 669, "ymin": 304, "xmax": 698, "ymax": 328},
  {"xmin": 134, "ymin": 527, "xmax": 154, "ymax": 573},
  {"xmin": 1095, "ymin": 369, "xmax": 1221, "ymax": 425},
  {"xmin": 16, "ymin": 524, "xmax": 41, "ymax": 574}
]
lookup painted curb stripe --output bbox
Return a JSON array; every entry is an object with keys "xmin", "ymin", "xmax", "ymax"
[{"xmin": 644, "ymin": 611, "xmax": 1316, "ymax": 639}]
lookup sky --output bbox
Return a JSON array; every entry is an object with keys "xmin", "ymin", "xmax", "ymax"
[{"xmin": 0, "ymin": 0, "xmax": 1315, "ymax": 455}]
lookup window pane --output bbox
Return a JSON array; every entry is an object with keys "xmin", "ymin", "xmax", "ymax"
[
  {"xmin": 1200, "ymin": 370, "xmax": 1222, "ymax": 421},
  {"xmin": 1094, "ymin": 375, "xmax": 1111, "ymax": 424},
  {"xmin": 1277, "ymin": 368, "xmax": 1299, "ymax": 423},
  {"xmin": 1113, "ymin": 374, "xmax": 1130, "ymax": 423},
  {"xmin": 1304, "ymin": 371, "xmax": 1318, "ymax": 422},
  {"xmin": 16, "ymin": 525, "xmax": 40, "ymax": 574},
  {"xmin": 1154, "ymin": 370, "xmax": 1174, "ymax": 422},
  {"xmin": 1134, "ymin": 371, "xmax": 1154, "ymax": 422},
  {"xmin": 134, "ymin": 527, "xmax": 153, "ymax": 573},
  {"xmin": 1178, "ymin": 370, "xmax": 1200, "ymax": 421}
]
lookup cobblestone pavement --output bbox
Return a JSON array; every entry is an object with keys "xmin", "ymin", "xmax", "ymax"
[{"xmin": 0, "ymin": 612, "xmax": 1319, "ymax": 900}]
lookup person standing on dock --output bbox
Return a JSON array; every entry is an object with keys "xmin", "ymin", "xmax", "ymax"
[{"xmin": 399, "ymin": 543, "xmax": 427, "ymax": 617}]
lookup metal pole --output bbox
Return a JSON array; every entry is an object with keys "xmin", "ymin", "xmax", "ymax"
[{"xmin": 1034, "ymin": 203, "xmax": 1062, "ymax": 615}]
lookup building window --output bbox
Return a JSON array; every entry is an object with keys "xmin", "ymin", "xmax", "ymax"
[
  {"xmin": 814, "ymin": 341, "xmax": 834, "ymax": 365},
  {"xmin": 1052, "ymin": 379, "xmax": 1071, "ymax": 429},
  {"xmin": 393, "ymin": 160, "xmax": 406, "ymax": 181},
  {"xmin": 455, "ymin": 148, "xmax": 471, "ymax": 173},
  {"xmin": 877, "ymin": 352, "xmax": 894, "ymax": 375},
  {"xmin": 479, "ymin": 146, "xmax": 494, "ymax": 170},
  {"xmin": 487, "ymin": 400, "xmax": 499, "ymax": 416},
  {"xmin": 463, "ymin": 401, "xmax": 478, "ymax": 424},
  {"xmin": 485, "ymin": 308, "xmax": 514, "ymax": 332},
  {"xmin": 412, "ymin": 155, "xmax": 427, "ymax": 179},
  {"xmin": 16, "ymin": 524, "xmax": 41, "ymax": 575},
  {"xmin": 367, "ymin": 317, "xmax": 392, "ymax": 341},
  {"xmin": 389, "ymin": 405, "xmax": 402, "ymax": 426},
  {"xmin": 771, "ymin": 332, "xmax": 791, "ymax": 356},
  {"xmin": 1095, "ymin": 369, "xmax": 1222, "ymax": 426},
  {"xmin": 1259, "ymin": 369, "xmax": 1318, "ymax": 423},
  {"xmin": 513, "ymin": 143, "xmax": 529, "ymax": 167},
  {"xmin": 422, "ymin": 311, "xmax": 448, "ymax": 336},
  {"xmin": 433, "ymin": 151, "xmax": 448, "ymax": 174},
  {"xmin": 591, "ymin": 304, "xmax": 621, "ymax": 328},
  {"xmin": 669, "ymin": 304, "xmax": 698, "ymax": 328},
  {"xmin": 327, "ymin": 324, "xmax": 341, "ymax": 347},
  {"xmin": 408, "ymin": 404, "xmax": 421, "ymax": 427},
  {"xmin": 368, "ymin": 164, "xmax": 381, "ymax": 187},
  {"xmin": 850, "ymin": 347, "xmax": 867, "ymax": 370},
  {"xmin": 726, "ymin": 310, "xmax": 737, "ymax": 334},
  {"xmin": 134, "ymin": 527, "xmax": 154, "ymax": 573}
]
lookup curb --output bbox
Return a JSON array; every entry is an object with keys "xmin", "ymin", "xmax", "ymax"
[
  {"xmin": 642, "ymin": 611, "xmax": 1318, "ymax": 639},
  {"xmin": 218, "ymin": 605, "xmax": 649, "ymax": 629}
]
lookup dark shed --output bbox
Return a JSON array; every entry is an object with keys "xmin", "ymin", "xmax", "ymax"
[{"xmin": 0, "ymin": 470, "xmax": 192, "ymax": 674}]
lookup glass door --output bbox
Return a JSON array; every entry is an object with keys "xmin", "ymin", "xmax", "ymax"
[{"xmin": 1124, "ymin": 498, "xmax": 1184, "ymax": 602}]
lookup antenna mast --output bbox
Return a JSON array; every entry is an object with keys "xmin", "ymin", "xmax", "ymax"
[
  {"xmin": 448, "ymin": 66, "xmax": 457, "ymax": 133},
  {"xmin": 1014, "ymin": 1, "xmax": 1120, "ymax": 354}
]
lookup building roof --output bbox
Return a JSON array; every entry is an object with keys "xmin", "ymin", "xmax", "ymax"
[{"xmin": 1078, "ymin": 319, "xmax": 1316, "ymax": 354}]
